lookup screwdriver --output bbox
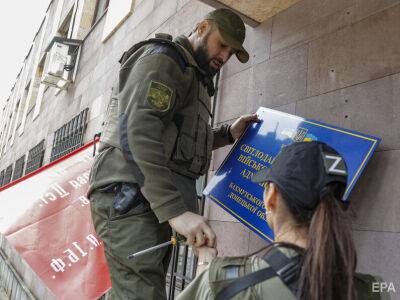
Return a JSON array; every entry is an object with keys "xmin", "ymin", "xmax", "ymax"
[{"xmin": 127, "ymin": 236, "xmax": 181, "ymax": 259}]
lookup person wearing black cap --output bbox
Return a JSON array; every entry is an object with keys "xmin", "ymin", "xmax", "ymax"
[
  {"xmin": 88, "ymin": 7, "xmax": 260, "ymax": 300},
  {"xmin": 178, "ymin": 141, "xmax": 386, "ymax": 300}
]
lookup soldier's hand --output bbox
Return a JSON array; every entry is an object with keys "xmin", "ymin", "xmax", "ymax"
[
  {"xmin": 193, "ymin": 246, "xmax": 218, "ymax": 274},
  {"xmin": 192, "ymin": 245, "xmax": 218, "ymax": 258},
  {"xmin": 168, "ymin": 212, "xmax": 216, "ymax": 248},
  {"xmin": 230, "ymin": 113, "xmax": 260, "ymax": 140}
]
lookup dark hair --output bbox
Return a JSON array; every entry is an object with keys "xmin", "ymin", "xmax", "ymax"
[
  {"xmin": 246, "ymin": 182, "xmax": 356, "ymax": 299},
  {"xmin": 284, "ymin": 182, "xmax": 357, "ymax": 300}
]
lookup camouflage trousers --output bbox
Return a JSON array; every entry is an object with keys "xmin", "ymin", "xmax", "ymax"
[{"xmin": 90, "ymin": 189, "xmax": 172, "ymax": 300}]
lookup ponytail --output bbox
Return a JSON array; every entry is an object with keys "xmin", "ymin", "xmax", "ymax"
[{"xmin": 298, "ymin": 183, "xmax": 356, "ymax": 300}]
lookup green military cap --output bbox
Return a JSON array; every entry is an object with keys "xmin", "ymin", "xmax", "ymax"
[{"xmin": 205, "ymin": 8, "xmax": 249, "ymax": 63}]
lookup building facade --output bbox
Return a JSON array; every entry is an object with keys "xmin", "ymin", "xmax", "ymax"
[{"xmin": 0, "ymin": 0, "xmax": 399, "ymax": 298}]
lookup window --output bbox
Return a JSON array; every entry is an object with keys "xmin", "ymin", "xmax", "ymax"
[
  {"xmin": 3, "ymin": 165, "xmax": 13, "ymax": 186},
  {"xmin": 50, "ymin": 0, "xmax": 65, "ymax": 39},
  {"xmin": 17, "ymin": 85, "xmax": 29, "ymax": 130},
  {"xmin": 27, "ymin": 78, "xmax": 38, "ymax": 114},
  {"xmin": 62, "ymin": 0, "xmax": 100, "ymax": 40},
  {"xmin": 102, "ymin": 0, "xmax": 134, "ymax": 42},
  {"xmin": 0, "ymin": 170, "xmax": 4, "ymax": 187},
  {"xmin": 50, "ymin": 108, "xmax": 89, "ymax": 162},
  {"xmin": 14, "ymin": 100, "xmax": 21, "ymax": 129},
  {"xmin": 24, "ymin": 15, "xmax": 49, "ymax": 122},
  {"xmin": 0, "ymin": 123, "xmax": 6, "ymax": 155},
  {"xmin": 25, "ymin": 140, "xmax": 45, "ymax": 175},
  {"xmin": 12, "ymin": 155, "xmax": 25, "ymax": 181},
  {"xmin": 12, "ymin": 60, "xmax": 31, "ymax": 139},
  {"xmin": 0, "ymin": 103, "xmax": 12, "ymax": 150},
  {"xmin": 32, "ymin": 59, "xmax": 47, "ymax": 119},
  {"xmin": 58, "ymin": 6, "xmax": 74, "ymax": 38},
  {"xmin": 7, "ymin": 112, "xmax": 13, "ymax": 141},
  {"xmin": 9, "ymin": 97, "xmax": 22, "ymax": 145},
  {"xmin": 93, "ymin": 0, "xmax": 110, "ymax": 26},
  {"xmin": 0, "ymin": 105, "xmax": 8, "ymax": 152}
]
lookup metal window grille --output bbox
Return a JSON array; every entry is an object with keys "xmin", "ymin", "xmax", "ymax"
[
  {"xmin": 25, "ymin": 140, "xmax": 46, "ymax": 175},
  {"xmin": 12, "ymin": 155, "xmax": 25, "ymax": 181},
  {"xmin": 3, "ymin": 165, "xmax": 13, "ymax": 186},
  {"xmin": 0, "ymin": 170, "xmax": 4, "ymax": 187},
  {"xmin": 50, "ymin": 108, "xmax": 89, "ymax": 162},
  {"xmin": 166, "ymin": 232, "xmax": 198, "ymax": 298}
]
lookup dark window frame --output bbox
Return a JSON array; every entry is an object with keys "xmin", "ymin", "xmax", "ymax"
[
  {"xmin": 25, "ymin": 140, "xmax": 46, "ymax": 175},
  {"xmin": 3, "ymin": 164, "xmax": 13, "ymax": 186},
  {"xmin": 0, "ymin": 169, "xmax": 5, "ymax": 187},
  {"xmin": 12, "ymin": 155, "xmax": 26, "ymax": 181},
  {"xmin": 50, "ymin": 108, "xmax": 89, "ymax": 162},
  {"xmin": 92, "ymin": 0, "xmax": 110, "ymax": 27}
]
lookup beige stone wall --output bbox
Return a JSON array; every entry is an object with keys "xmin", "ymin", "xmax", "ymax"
[{"xmin": 207, "ymin": 0, "xmax": 400, "ymax": 296}]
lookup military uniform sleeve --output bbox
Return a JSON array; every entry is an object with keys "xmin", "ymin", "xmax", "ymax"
[
  {"xmin": 118, "ymin": 53, "xmax": 190, "ymax": 223},
  {"xmin": 212, "ymin": 124, "xmax": 235, "ymax": 150}
]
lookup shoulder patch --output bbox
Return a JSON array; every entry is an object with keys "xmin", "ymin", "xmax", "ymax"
[{"xmin": 146, "ymin": 81, "xmax": 173, "ymax": 112}]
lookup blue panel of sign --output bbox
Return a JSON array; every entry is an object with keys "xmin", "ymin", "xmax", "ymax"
[{"xmin": 203, "ymin": 107, "xmax": 380, "ymax": 242}]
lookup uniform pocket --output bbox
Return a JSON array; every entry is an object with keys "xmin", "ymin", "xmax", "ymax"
[
  {"xmin": 200, "ymin": 123, "xmax": 214, "ymax": 174},
  {"xmin": 173, "ymin": 133, "xmax": 195, "ymax": 162},
  {"xmin": 109, "ymin": 201, "xmax": 151, "ymax": 221},
  {"xmin": 89, "ymin": 147, "xmax": 112, "ymax": 185},
  {"xmin": 190, "ymin": 116, "xmax": 213, "ymax": 175},
  {"xmin": 109, "ymin": 185, "xmax": 150, "ymax": 221},
  {"xmin": 196, "ymin": 85, "xmax": 213, "ymax": 175},
  {"xmin": 107, "ymin": 203, "xmax": 168, "ymax": 264}
]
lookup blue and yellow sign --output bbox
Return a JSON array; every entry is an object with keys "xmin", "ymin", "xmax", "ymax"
[{"xmin": 203, "ymin": 107, "xmax": 381, "ymax": 242}]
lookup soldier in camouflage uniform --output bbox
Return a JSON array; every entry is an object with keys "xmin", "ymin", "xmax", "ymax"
[
  {"xmin": 88, "ymin": 8, "xmax": 258, "ymax": 300},
  {"xmin": 178, "ymin": 142, "xmax": 389, "ymax": 300}
]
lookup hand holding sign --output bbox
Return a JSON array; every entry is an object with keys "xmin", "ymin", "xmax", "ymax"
[{"xmin": 230, "ymin": 114, "xmax": 261, "ymax": 140}]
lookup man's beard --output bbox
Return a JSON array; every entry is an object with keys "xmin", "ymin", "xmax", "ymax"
[{"xmin": 193, "ymin": 35, "xmax": 219, "ymax": 77}]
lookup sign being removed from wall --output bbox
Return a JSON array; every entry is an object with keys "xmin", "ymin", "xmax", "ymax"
[{"xmin": 204, "ymin": 107, "xmax": 381, "ymax": 242}]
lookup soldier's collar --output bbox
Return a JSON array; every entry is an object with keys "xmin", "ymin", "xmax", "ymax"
[
  {"xmin": 174, "ymin": 35, "xmax": 207, "ymax": 73},
  {"xmin": 174, "ymin": 35, "xmax": 195, "ymax": 58}
]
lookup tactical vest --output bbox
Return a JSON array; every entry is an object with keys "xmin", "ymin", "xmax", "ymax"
[
  {"xmin": 209, "ymin": 247, "xmax": 383, "ymax": 300},
  {"xmin": 100, "ymin": 33, "xmax": 214, "ymax": 180}
]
